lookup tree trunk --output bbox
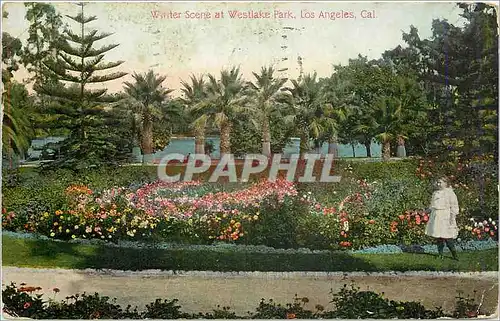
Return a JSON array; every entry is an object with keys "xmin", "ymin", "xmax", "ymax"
[
  {"xmin": 351, "ymin": 144, "xmax": 356, "ymax": 158},
  {"xmin": 219, "ymin": 121, "xmax": 232, "ymax": 157},
  {"xmin": 262, "ymin": 117, "xmax": 271, "ymax": 157},
  {"xmin": 382, "ymin": 140, "xmax": 391, "ymax": 161},
  {"xmin": 194, "ymin": 126, "xmax": 205, "ymax": 155},
  {"xmin": 141, "ymin": 116, "xmax": 154, "ymax": 162},
  {"xmin": 299, "ymin": 131, "xmax": 309, "ymax": 159},
  {"xmin": 396, "ymin": 135, "xmax": 406, "ymax": 158},
  {"xmin": 328, "ymin": 136, "xmax": 339, "ymax": 158},
  {"xmin": 364, "ymin": 140, "xmax": 372, "ymax": 158}
]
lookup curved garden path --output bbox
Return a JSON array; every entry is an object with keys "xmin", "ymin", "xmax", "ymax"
[{"xmin": 2, "ymin": 267, "xmax": 498, "ymax": 317}]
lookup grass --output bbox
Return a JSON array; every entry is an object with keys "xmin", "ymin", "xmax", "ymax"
[{"xmin": 2, "ymin": 235, "xmax": 497, "ymax": 272}]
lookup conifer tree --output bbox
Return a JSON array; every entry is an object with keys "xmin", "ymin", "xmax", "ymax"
[{"xmin": 36, "ymin": 2, "xmax": 128, "ymax": 169}]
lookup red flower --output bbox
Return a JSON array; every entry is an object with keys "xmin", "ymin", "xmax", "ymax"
[
  {"xmin": 368, "ymin": 219, "xmax": 375, "ymax": 224},
  {"xmin": 286, "ymin": 313, "xmax": 296, "ymax": 319},
  {"xmin": 24, "ymin": 302, "xmax": 31, "ymax": 309}
]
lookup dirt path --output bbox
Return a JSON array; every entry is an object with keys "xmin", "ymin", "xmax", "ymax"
[{"xmin": 2, "ymin": 267, "xmax": 498, "ymax": 316}]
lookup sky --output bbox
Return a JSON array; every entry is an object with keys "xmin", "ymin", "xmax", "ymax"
[{"xmin": 2, "ymin": 1, "xmax": 466, "ymax": 97}]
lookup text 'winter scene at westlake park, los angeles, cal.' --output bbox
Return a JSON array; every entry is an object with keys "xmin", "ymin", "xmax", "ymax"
[{"xmin": 1, "ymin": 1, "xmax": 499, "ymax": 320}]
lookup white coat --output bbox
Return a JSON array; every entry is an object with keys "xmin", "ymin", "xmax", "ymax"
[{"xmin": 425, "ymin": 187, "xmax": 459, "ymax": 239}]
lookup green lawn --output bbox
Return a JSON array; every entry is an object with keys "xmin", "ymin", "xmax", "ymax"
[{"xmin": 2, "ymin": 235, "xmax": 497, "ymax": 272}]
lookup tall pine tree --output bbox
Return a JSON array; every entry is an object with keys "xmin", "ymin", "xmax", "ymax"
[{"xmin": 36, "ymin": 2, "xmax": 128, "ymax": 169}]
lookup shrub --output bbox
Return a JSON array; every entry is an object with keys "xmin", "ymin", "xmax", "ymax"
[
  {"xmin": 328, "ymin": 283, "xmax": 446, "ymax": 319},
  {"xmin": 244, "ymin": 196, "xmax": 306, "ymax": 249},
  {"xmin": 141, "ymin": 299, "xmax": 190, "ymax": 319}
]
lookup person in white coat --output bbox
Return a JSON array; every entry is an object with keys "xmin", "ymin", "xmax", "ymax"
[{"xmin": 425, "ymin": 177, "xmax": 459, "ymax": 260}]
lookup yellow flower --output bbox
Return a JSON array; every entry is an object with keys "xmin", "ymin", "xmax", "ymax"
[
  {"xmin": 230, "ymin": 220, "xmax": 235, "ymax": 225},
  {"xmin": 66, "ymin": 229, "xmax": 70, "ymax": 233},
  {"xmin": 43, "ymin": 212, "xmax": 50, "ymax": 218},
  {"xmin": 71, "ymin": 235, "xmax": 76, "ymax": 239},
  {"xmin": 50, "ymin": 232, "xmax": 55, "ymax": 237},
  {"xmin": 55, "ymin": 210, "xmax": 63, "ymax": 216},
  {"xmin": 253, "ymin": 215, "xmax": 259, "ymax": 221},
  {"xmin": 223, "ymin": 214, "xmax": 228, "ymax": 218},
  {"xmin": 58, "ymin": 226, "xmax": 62, "ymax": 231},
  {"xmin": 60, "ymin": 216, "xmax": 64, "ymax": 220},
  {"xmin": 235, "ymin": 222, "xmax": 241, "ymax": 228}
]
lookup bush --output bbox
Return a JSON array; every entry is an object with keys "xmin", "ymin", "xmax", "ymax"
[
  {"xmin": 328, "ymin": 283, "xmax": 445, "ymax": 319},
  {"xmin": 244, "ymin": 196, "xmax": 306, "ymax": 249}
]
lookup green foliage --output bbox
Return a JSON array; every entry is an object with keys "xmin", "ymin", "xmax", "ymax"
[
  {"xmin": 2, "ymin": 81, "xmax": 35, "ymax": 159},
  {"xmin": 21, "ymin": 3, "xmax": 64, "ymax": 86},
  {"xmin": 328, "ymin": 283, "xmax": 445, "ymax": 319},
  {"xmin": 123, "ymin": 70, "xmax": 177, "ymax": 156},
  {"xmin": 244, "ymin": 196, "xmax": 305, "ymax": 249},
  {"xmin": 2, "ymin": 31, "xmax": 23, "ymax": 83},
  {"xmin": 142, "ymin": 299, "xmax": 189, "ymax": 319},
  {"xmin": 35, "ymin": 3, "xmax": 128, "ymax": 170},
  {"xmin": 397, "ymin": 3, "xmax": 498, "ymax": 159}
]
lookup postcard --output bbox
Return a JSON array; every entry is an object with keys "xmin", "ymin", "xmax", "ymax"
[{"xmin": 2, "ymin": 1, "xmax": 498, "ymax": 319}]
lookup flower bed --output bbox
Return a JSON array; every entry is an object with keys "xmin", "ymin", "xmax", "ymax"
[
  {"xmin": 2, "ymin": 281, "xmax": 487, "ymax": 319},
  {"xmin": 2, "ymin": 173, "xmax": 498, "ymax": 251}
]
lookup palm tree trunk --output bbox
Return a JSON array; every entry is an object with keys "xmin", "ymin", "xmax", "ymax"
[
  {"xmin": 382, "ymin": 140, "xmax": 391, "ymax": 160},
  {"xmin": 219, "ymin": 121, "xmax": 232, "ymax": 157},
  {"xmin": 364, "ymin": 140, "xmax": 372, "ymax": 158},
  {"xmin": 141, "ymin": 116, "xmax": 154, "ymax": 163},
  {"xmin": 299, "ymin": 131, "xmax": 309, "ymax": 159},
  {"xmin": 396, "ymin": 135, "xmax": 406, "ymax": 158},
  {"xmin": 328, "ymin": 136, "xmax": 338, "ymax": 158},
  {"xmin": 262, "ymin": 117, "xmax": 271, "ymax": 157},
  {"xmin": 351, "ymin": 144, "xmax": 356, "ymax": 158},
  {"xmin": 194, "ymin": 126, "xmax": 205, "ymax": 155}
]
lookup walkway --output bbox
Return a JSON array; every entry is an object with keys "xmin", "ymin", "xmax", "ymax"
[{"xmin": 2, "ymin": 268, "xmax": 498, "ymax": 316}]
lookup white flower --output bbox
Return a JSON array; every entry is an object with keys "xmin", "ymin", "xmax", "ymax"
[
  {"xmin": 469, "ymin": 218, "xmax": 475, "ymax": 222},
  {"xmin": 492, "ymin": 221, "xmax": 496, "ymax": 226},
  {"xmin": 489, "ymin": 218, "xmax": 493, "ymax": 222},
  {"xmin": 478, "ymin": 222, "xmax": 484, "ymax": 228},
  {"xmin": 474, "ymin": 222, "xmax": 478, "ymax": 227}
]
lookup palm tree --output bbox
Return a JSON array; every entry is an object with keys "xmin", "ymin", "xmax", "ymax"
[
  {"xmin": 319, "ymin": 72, "xmax": 353, "ymax": 158},
  {"xmin": 180, "ymin": 75, "xmax": 207, "ymax": 155},
  {"xmin": 247, "ymin": 66, "xmax": 288, "ymax": 157},
  {"xmin": 285, "ymin": 73, "xmax": 328, "ymax": 158},
  {"xmin": 359, "ymin": 96, "xmax": 403, "ymax": 160},
  {"xmin": 2, "ymin": 81, "xmax": 34, "ymax": 165},
  {"xmin": 191, "ymin": 67, "xmax": 247, "ymax": 157},
  {"xmin": 123, "ymin": 70, "xmax": 174, "ymax": 163}
]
